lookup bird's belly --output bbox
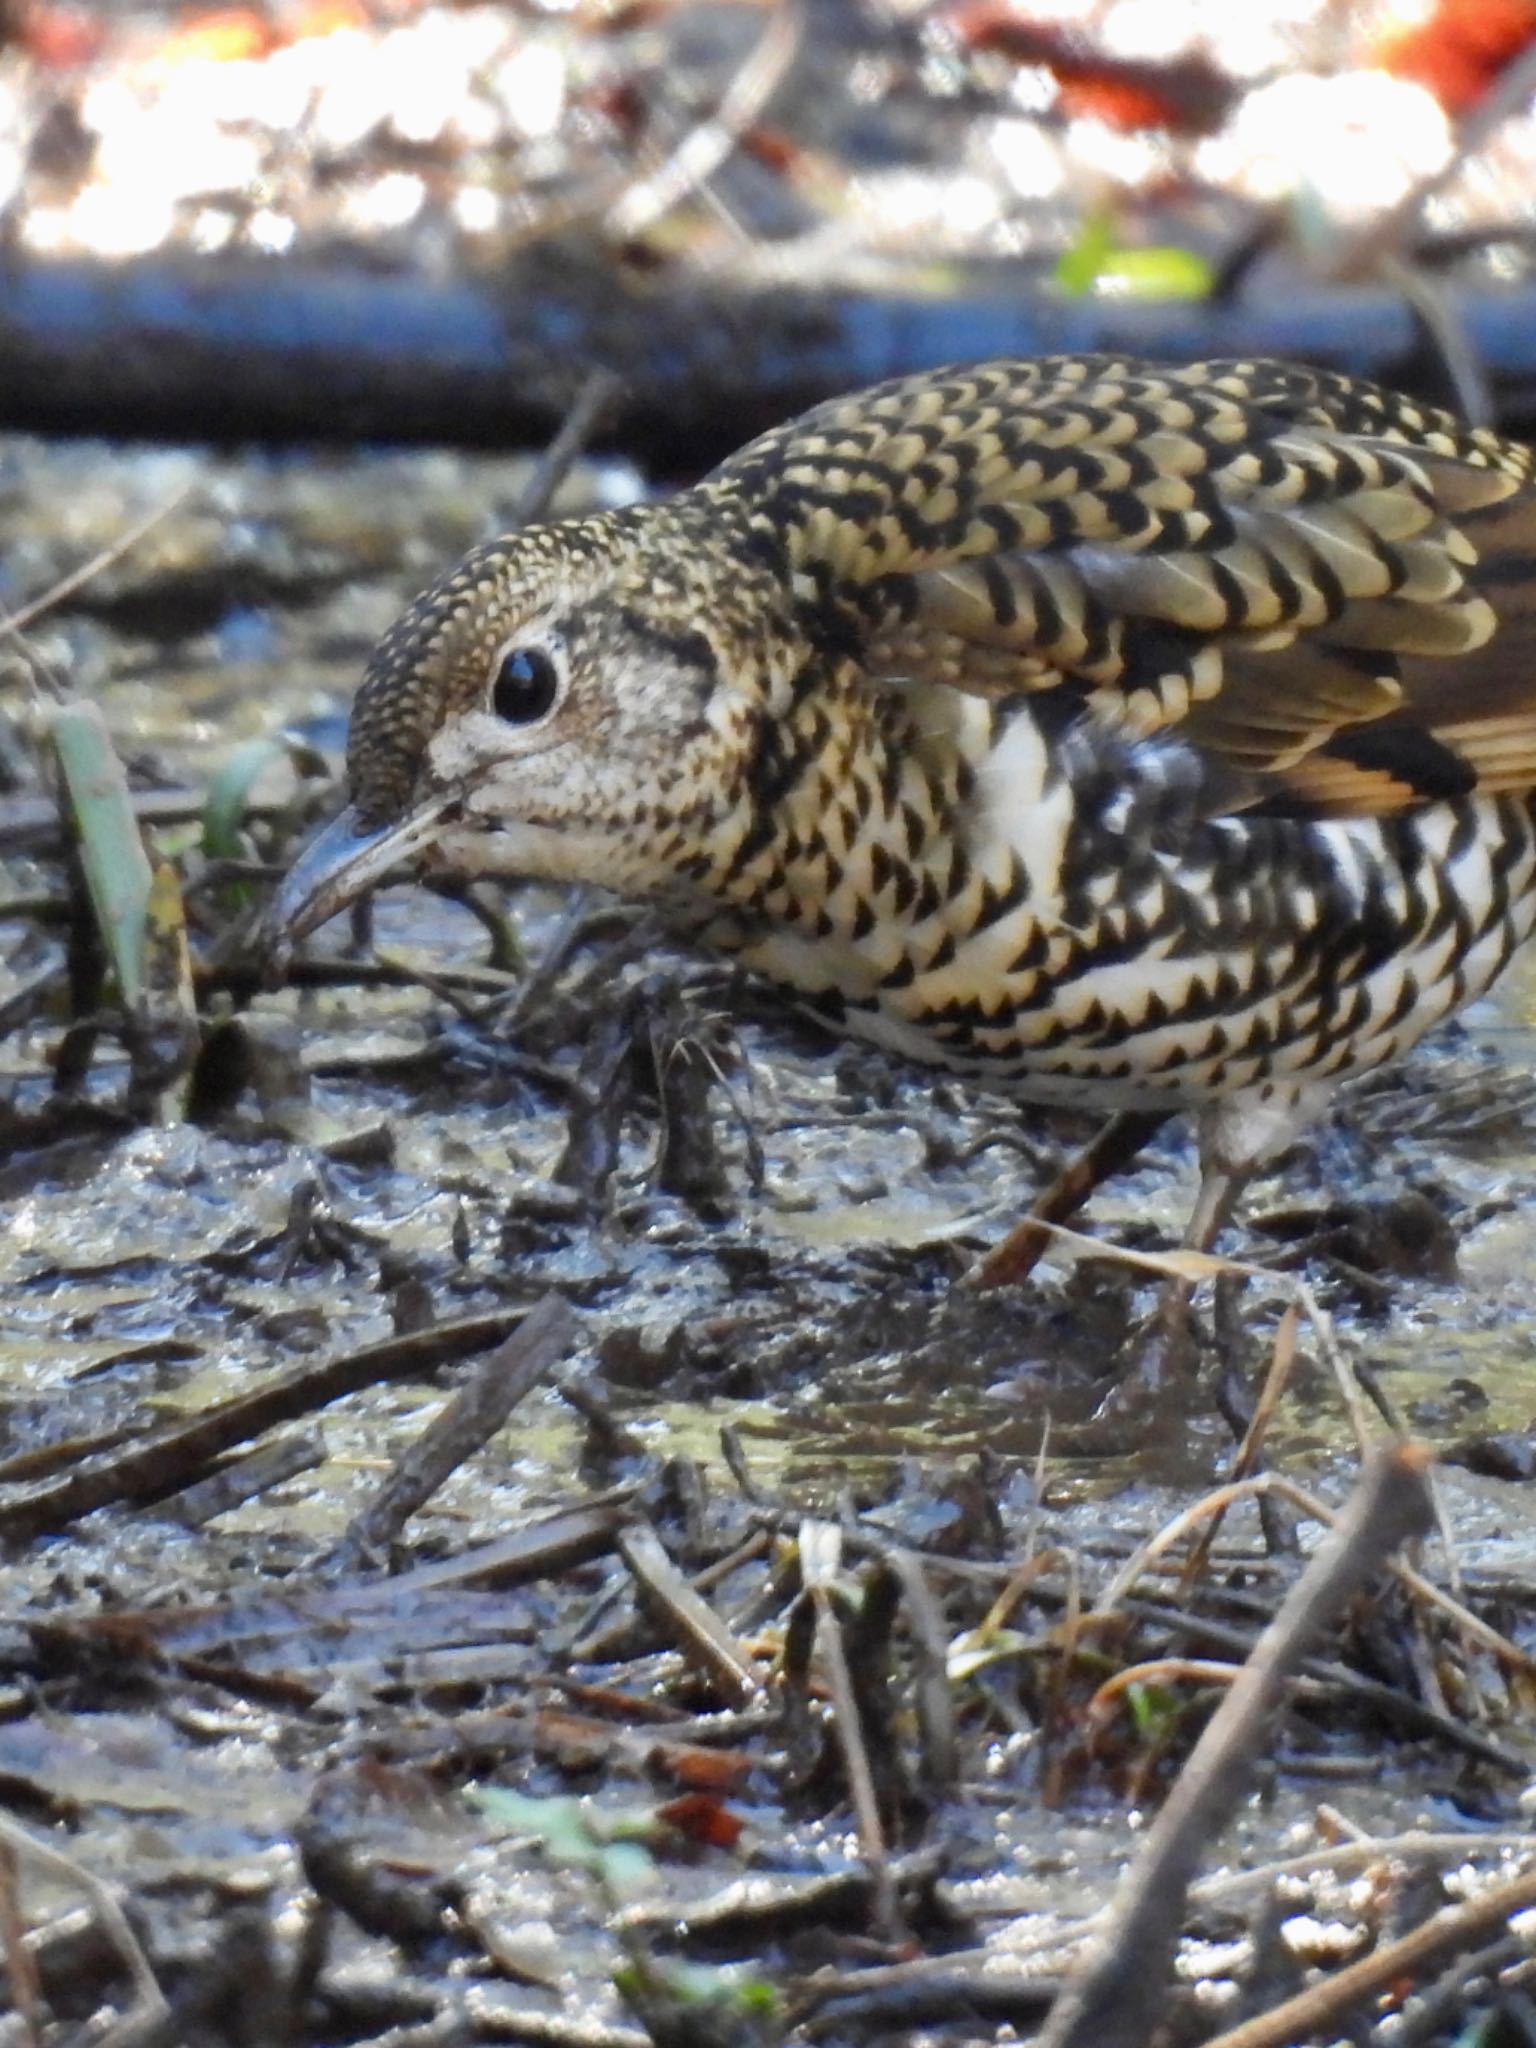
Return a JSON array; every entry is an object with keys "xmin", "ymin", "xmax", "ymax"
[{"xmin": 737, "ymin": 795, "xmax": 1536, "ymax": 1110}]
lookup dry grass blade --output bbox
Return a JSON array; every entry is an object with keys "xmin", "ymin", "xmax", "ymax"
[
  {"xmin": 1093, "ymin": 1464, "xmax": 1533, "ymax": 1675},
  {"xmin": 1180, "ymin": 1305, "xmax": 1299, "ymax": 1595},
  {"xmin": 1086, "ymin": 1656, "xmax": 1244, "ymax": 1726},
  {"xmin": 515, "ymin": 370, "xmax": 622, "ymax": 527},
  {"xmin": 1038, "ymin": 1220, "xmax": 1382, "ymax": 1451},
  {"xmin": 1094, "ymin": 1476, "xmax": 1286, "ymax": 1620}
]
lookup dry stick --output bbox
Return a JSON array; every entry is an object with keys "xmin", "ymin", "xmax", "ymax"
[
  {"xmin": 164, "ymin": 1429, "xmax": 326, "ymax": 1530},
  {"xmin": 607, "ymin": 0, "xmax": 803, "ymax": 239},
  {"xmin": 0, "ymin": 1308, "xmax": 526, "ymax": 1541},
  {"xmin": 616, "ymin": 1522, "xmax": 764, "ymax": 1707},
  {"xmin": 815, "ymin": 1587, "xmax": 899, "ymax": 1942},
  {"xmin": 799, "ymin": 1519, "xmax": 899, "ymax": 1942},
  {"xmin": 799, "ymin": 1828, "xmax": 1536, "ymax": 2019},
  {"xmin": 514, "ymin": 369, "xmax": 622, "ymax": 527},
  {"xmin": 1038, "ymin": 1442, "xmax": 1435, "ymax": 2048},
  {"xmin": 803, "ymin": 1967, "xmax": 1063, "ymax": 2038},
  {"xmin": 874, "ymin": 1544, "xmax": 958, "ymax": 1792},
  {"xmin": 1200, "ymin": 1860, "xmax": 1536, "ymax": 2048},
  {"xmin": 326, "ymin": 1294, "xmax": 582, "ymax": 1569},
  {"xmin": 0, "ymin": 482, "xmax": 195, "ymax": 656},
  {"xmin": 459, "ymin": 1992, "xmax": 651, "ymax": 2048}
]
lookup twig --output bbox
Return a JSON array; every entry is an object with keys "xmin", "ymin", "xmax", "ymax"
[
  {"xmin": 1038, "ymin": 1443, "xmax": 1435, "ymax": 2048},
  {"xmin": 0, "ymin": 1309, "xmax": 528, "ymax": 1540},
  {"xmin": 163, "ymin": 1430, "xmax": 326, "ymax": 1529},
  {"xmin": 869, "ymin": 1542, "xmax": 958, "ymax": 1793},
  {"xmin": 1181, "ymin": 1304, "xmax": 1299, "ymax": 1594},
  {"xmin": 1113, "ymin": 1591, "xmax": 1527, "ymax": 1774},
  {"xmin": 800, "ymin": 1830, "xmax": 1536, "ymax": 2015},
  {"xmin": 459, "ymin": 1992, "xmax": 651, "ymax": 2047},
  {"xmin": 1093, "ymin": 1466, "xmax": 1534, "ymax": 1682},
  {"xmin": 0, "ymin": 1811, "xmax": 166, "ymax": 2028},
  {"xmin": 617, "ymin": 1522, "xmax": 764, "ymax": 1707},
  {"xmin": 0, "ymin": 1839, "xmax": 45, "ymax": 2048},
  {"xmin": 608, "ymin": 1, "xmax": 803, "ymax": 239},
  {"xmin": 514, "ymin": 370, "xmax": 622, "ymax": 527},
  {"xmin": 799, "ymin": 1519, "xmax": 899, "ymax": 1942},
  {"xmin": 801, "ymin": 1965, "xmax": 1062, "ymax": 2038},
  {"xmin": 1201, "ymin": 1861, "xmax": 1536, "ymax": 2048},
  {"xmin": 325, "ymin": 1294, "xmax": 582, "ymax": 1570},
  {"xmin": 0, "ymin": 481, "xmax": 194, "ymax": 658}
]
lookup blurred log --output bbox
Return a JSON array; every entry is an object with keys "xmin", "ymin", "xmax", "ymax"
[{"xmin": 2, "ymin": 249, "xmax": 1536, "ymax": 473}]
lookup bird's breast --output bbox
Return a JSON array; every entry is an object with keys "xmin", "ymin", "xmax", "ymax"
[{"xmin": 709, "ymin": 697, "xmax": 1536, "ymax": 1108}]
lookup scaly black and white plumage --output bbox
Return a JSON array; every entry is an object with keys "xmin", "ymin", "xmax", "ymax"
[{"xmin": 268, "ymin": 356, "xmax": 1536, "ymax": 1288}]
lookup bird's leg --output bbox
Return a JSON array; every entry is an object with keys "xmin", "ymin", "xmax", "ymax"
[
  {"xmin": 1132, "ymin": 1096, "xmax": 1301, "ymax": 1390},
  {"xmin": 970, "ymin": 1108, "xmax": 1173, "ymax": 1289},
  {"xmin": 1130, "ymin": 1161, "xmax": 1251, "ymax": 1395}
]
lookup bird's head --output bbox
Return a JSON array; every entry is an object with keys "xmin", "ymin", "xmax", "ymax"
[{"xmin": 267, "ymin": 507, "xmax": 792, "ymax": 957}]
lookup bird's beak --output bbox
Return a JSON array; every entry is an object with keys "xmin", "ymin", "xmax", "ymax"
[{"xmin": 264, "ymin": 793, "xmax": 460, "ymax": 966}]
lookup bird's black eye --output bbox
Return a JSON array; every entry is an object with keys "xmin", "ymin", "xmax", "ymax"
[{"xmin": 491, "ymin": 646, "xmax": 560, "ymax": 725}]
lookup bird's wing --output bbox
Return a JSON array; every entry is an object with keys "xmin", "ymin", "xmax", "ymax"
[{"xmin": 706, "ymin": 357, "xmax": 1536, "ymax": 817}]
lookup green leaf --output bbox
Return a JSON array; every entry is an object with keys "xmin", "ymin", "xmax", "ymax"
[
  {"xmin": 46, "ymin": 700, "xmax": 154, "ymax": 1005},
  {"xmin": 203, "ymin": 735, "xmax": 288, "ymax": 863},
  {"xmin": 1054, "ymin": 211, "xmax": 1211, "ymax": 300},
  {"xmin": 1125, "ymin": 1679, "xmax": 1182, "ymax": 1738},
  {"xmin": 471, "ymin": 1786, "xmax": 657, "ymax": 1900}
]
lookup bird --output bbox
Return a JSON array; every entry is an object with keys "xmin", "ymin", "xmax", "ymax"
[{"xmin": 268, "ymin": 355, "xmax": 1536, "ymax": 1350}]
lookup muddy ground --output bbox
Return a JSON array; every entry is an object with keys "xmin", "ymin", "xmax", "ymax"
[{"xmin": 4, "ymin": 439, "xmax": 1536, "ymax": 2044}]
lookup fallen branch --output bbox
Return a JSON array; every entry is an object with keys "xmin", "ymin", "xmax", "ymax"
[{"xmin": 10, "ymin": 254, "xmax": 1536, "ymax": 466}]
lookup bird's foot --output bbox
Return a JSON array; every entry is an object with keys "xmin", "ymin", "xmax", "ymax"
[{"xmin": 1087, "ymin": 1281, "xmax": 1203, "ymax": 1427}]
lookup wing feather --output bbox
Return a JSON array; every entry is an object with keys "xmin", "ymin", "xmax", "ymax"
[{"xmin": 709, "ymin": 355, "xmax": 1536, "ymax": 819}]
